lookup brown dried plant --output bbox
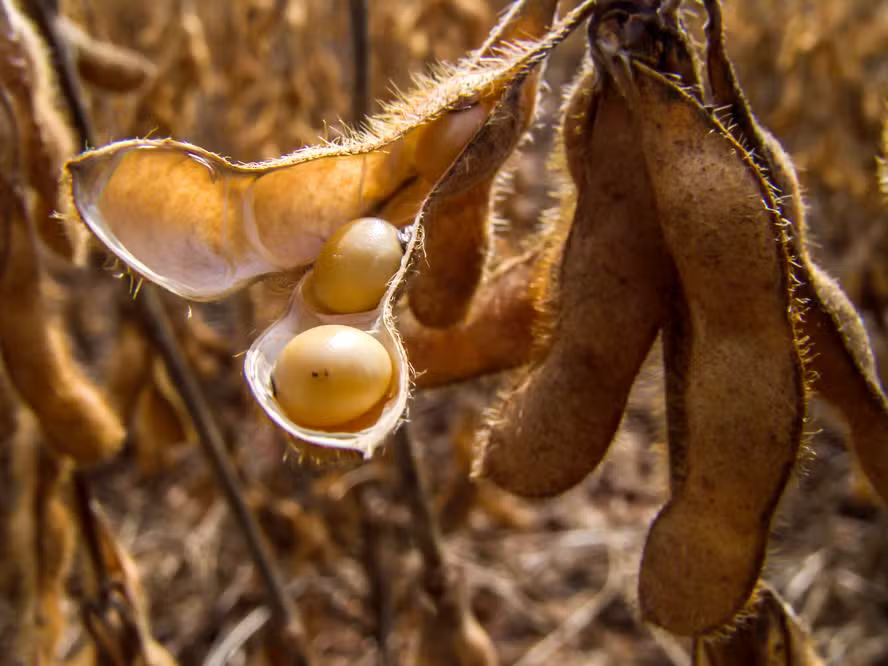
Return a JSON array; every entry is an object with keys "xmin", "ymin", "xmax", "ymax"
[
  {"xmin": 64, "ymin": 0, "xmax": 599, "ymax": 459},
  {"xmin": 55, "ymin": 0, "xmax": 888, "ymax": 661},
  {"xmin": 0, "ymin": 2, "xmax": 188, "ymax": 663},
  {"xmin": 0, "ymin": 405, "xmax": 75, "ymax": 665},
  {"xmin": 0, "ymin": 0, "xmax": 124, "ymax": 465},
  {"xmin": 475, "ymin": 0, "xmax": 888, "ymax": 640}
]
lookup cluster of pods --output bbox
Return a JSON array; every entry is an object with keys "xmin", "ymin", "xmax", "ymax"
[{"xmin": 67, "ymin": 0, "xmax": 888, "ymax": 644}]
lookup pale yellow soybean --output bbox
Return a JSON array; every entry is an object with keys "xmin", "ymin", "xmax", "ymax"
[
  {"xmin": 310, "ymin": 218, "xmax": 403, "ymax": 314},
  {"xmin": 272, "ymin": 325, "xmax": 393, "ymax": 428}
]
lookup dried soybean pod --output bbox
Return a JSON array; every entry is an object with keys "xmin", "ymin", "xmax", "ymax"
[
  {"xmin": 409, "ymin": 80, "xmax": 534, "ymax": 327},
  {"xmin": 803, "ymin": 268, "xmax": 888, "ymax": 502},
  {"xmin": 66, "ymin": 3, "xmax": 593, "ymax": 301},
  {"xmin": 0, "ymin": 0, "xmax": 82, "ymax": 259},
  {"xmin": 0, "ymin": 181, "xmax": 124, "ymax": 464},
  {"xmin": 407, "ymin": 0, "xmax": 558, "ymax": 328},
  {"xmin": 56, "ymin": 17, "xmax": 156, "ymax": 93},
  {"xmin": 400, "ymin": 251, "xmax": 539, "ymax": 389},
  {"xmin": 477, "ymin": 65, "xmax": 672, "ymax": 497},
  {"xmin": 630, "ymin": 64, "xmax": 804, "ymax": 636},
  {"xmin": 0, "ymin": 409, "xmax": 39, "ymax": 662},
  {"xmin": 702, "ymin": 0, "xmax": 888, "ymax": 507},
  {"xmin": 693, "ymin": 584, "xmax": 824, "ymax": 666},
  {"xmin": 701, "ymin": 0, "xmax": 806, "ymax": 237},
  {"xmin": 0, "ymin": 406, "xmax": 74, "ymax": 665}
]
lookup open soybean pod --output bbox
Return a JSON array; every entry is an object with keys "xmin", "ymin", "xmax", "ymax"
[
  {"xmin": 627, "ymin": 62, "xmax": 805, "ymax": 637},
  {"xmin": 406, "ymin": 0, "xmax": 558, "ymax": 328},
  {"xmin": 64, "ymin": 0, "xmax": 588, "ymax": 303},
  {"xmin": 66, "ymin": 2, "xmax": 599, "ymax": 459},
  {"xmin": 476, "ymin": 58, "xmax": 673, "ymax": 496},
  {"xmin": 701, "ymin": 0, "xmax": 888, "ymax": 510}
]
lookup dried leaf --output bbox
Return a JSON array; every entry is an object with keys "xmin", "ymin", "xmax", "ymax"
[
  {"xmin": 82, "ymin": 502, "xmax": 178, "ymax": 666},
  {"xmin": 693, "ymin": 584, "xmax": 825, "ymax": 666},
  {"xmin": 412, "ymin": 570, "xmax": 497, "ymax": 666}
]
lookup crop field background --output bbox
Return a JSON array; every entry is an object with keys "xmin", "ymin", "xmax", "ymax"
[{"xmin": 1, "ymin": 0, "xmax": 887, "ymax": 664}]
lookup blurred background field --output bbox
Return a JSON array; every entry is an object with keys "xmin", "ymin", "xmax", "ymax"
[{"xmin": 3, "ymin": 0, "xmax": 888, "ymax": 663}]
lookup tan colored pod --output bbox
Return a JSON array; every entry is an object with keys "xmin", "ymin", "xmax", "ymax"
[
  {"xmin": 628, "ymin": 64, "xmax": 804, "ymax": 636},
  {"xmin": 65, "ymin": 4, "xmax": 594, "ymax": 301},
  {"xmin": 0, "ymin": 0, "xmax": 83, "ymax": 259},
  {"xmin": 399, "ymin": 250, "xmax": 540, "ymax": 389},
  {"xmin": 702, "ymin": 0, "xmax": 888, "ymax": 509},
  {"xmin": 66, "ymin": 3, "xmax": 602, "ymax": 453},
  {"xmin": 0, "ymin": 180, "xmax": 125, "ymax": 465},
  {"xmin": 477, "ymin": 65, "xmax": 672, "ymax": 497},
  {"xmin": 803, "ymin": 268, "xmax": 888, "ymax": 502},
  {"xmin": 56, "ymin": 16, "xmax": 156, "ymax": 93},
  {"xmin": 407, "ymin": 0, "xmax": 559, "ymax": 328}
]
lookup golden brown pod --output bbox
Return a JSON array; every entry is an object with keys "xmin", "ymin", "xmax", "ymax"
[
  {"xmin": 629, "ymin": 63, "xmax": 804, "ymax": 637},
  {"xmin": 406, "ymin": 0, "xmax": 558, "ymax": 328},
  {"xmin": 477, "ymin": 64, "xmax": 672, "ymax": 497},
  {"xmin": 399, "ymin": 250, "xmax": 539, "ymax": 389},
  {"xmin": 56, "ymin": 16, "xmax": 156, "ymax": 93},
  {"xmin": 0, "ymin": 180, "xmax": 124, "ymax": 464},
  {"xmin": 0, "ymin": 0, "xmax": 86, "ymax": 260},
  {"xmin": 67, "ymin": 2, "xmax": 601, "ymax": 456}
]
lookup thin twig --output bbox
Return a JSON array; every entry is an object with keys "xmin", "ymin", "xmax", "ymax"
[
  {"xmin": 355, "ymin": 483, "xmax": 394, "ymax": 666},
  {"xmin": 71, "ymin": 470, "xmax": 111, "ymax": 594},
  {"xmin": 70, "ymin": 471, "xmax": 116, "ymax": 666},
  {"xmin": 345, "ymin": 12, "xmax": 392, "ymax": 661},
  {"xmin": 203, "ymin": 606, "xmax": 272, "ymax": 666},
  {"xmin": 137, "ymin": 286, "xmax": 308, "ymax": 662},
  {"xmin": 26, "ymin": 2, "xmax": 311, "ymax": 661},
  {"xmin": 391, "ymin": 425, "xmax": 447, "ymax": 598},
  {"xmin": 348, "ymin": 0, "xmax": 370, "ymax": 125}
]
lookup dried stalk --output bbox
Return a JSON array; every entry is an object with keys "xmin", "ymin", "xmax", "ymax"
[
  {"xmin": 348, "ymin": 0, "xmax": 370, "ymax": 125},
  {"xmin": 25, "ymin": 1, "xmax": 311, "ymax": 661},
  {"xmin": 346, "ymin": 21, "xmax": 393, "ymax": 659},
  {"xmin": 393, "ymin": 426, "xmax": 446, "ymax": 594}
]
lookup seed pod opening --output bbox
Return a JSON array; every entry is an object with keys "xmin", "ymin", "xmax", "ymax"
[{"xmin": 244, "ymin": 219, "xmax": 415, "ymax": 459}]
